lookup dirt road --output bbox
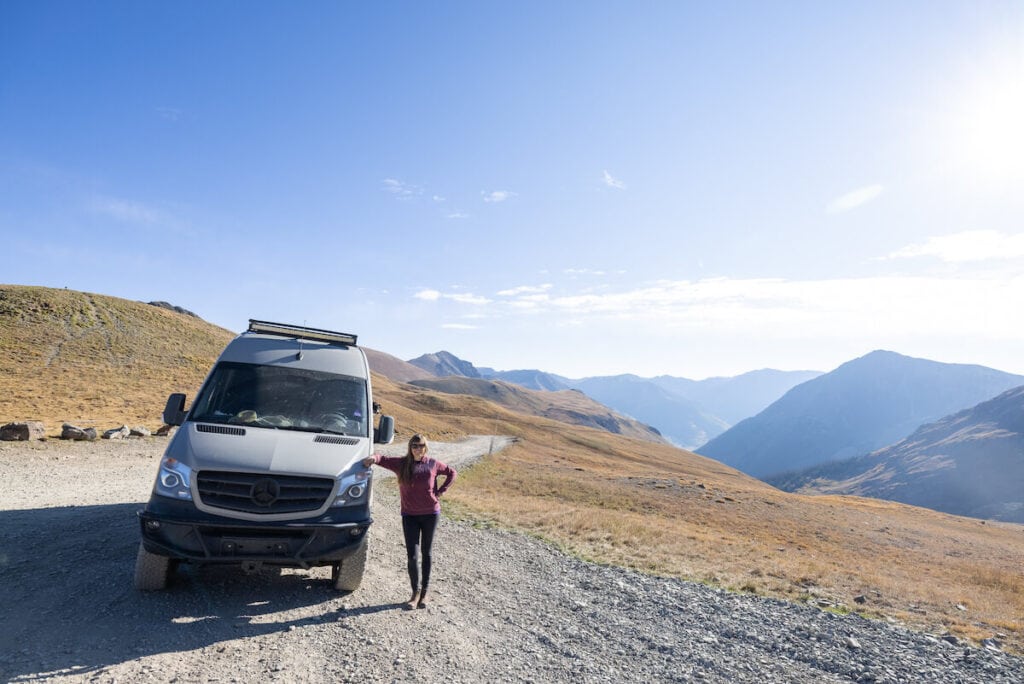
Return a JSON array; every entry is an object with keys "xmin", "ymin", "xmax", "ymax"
[{"xmin": 1, "ymin": 437, "xmax": 1022, "ymax": 683}]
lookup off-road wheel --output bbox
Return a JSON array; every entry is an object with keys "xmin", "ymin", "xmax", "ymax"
[
  {"xmin": 134, "ymin": 543, "xmax": 172, "ymax": 591},
  {"xmin": 331, "ymin": 539, "xmax": 367, "ymax": 592}
]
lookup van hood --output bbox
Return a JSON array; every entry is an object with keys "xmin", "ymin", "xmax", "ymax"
[{"xmin": 176, "ymin": 424, "xmax": 366, "ymax": 478}]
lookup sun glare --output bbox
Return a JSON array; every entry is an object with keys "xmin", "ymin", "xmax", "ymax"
[{"xmin": 948, "ymin": 69, "xmax": 1024, "ymax": 189}]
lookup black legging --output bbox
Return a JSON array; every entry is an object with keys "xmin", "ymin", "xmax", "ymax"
[{"xmin": 402, "ymin": 513, "xmax": 439, "ymax": 594}]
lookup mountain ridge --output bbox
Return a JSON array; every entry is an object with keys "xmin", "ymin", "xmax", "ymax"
[
  {"xmin": 768, "ymin": 384, "xmax": 1024, "ymax": 522},
  {"xmin": 407, "ymin": 351, "xmax": 819, "ymax": 448},
  {"xmin": 698, "ymin": 349, "xmax": 1024, "ymax": 479},
  {"xmin": 408, "ymin": 375, "xmax": 665, "ymax": 443}
]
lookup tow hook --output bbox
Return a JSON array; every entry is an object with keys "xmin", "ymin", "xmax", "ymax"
[{"xmin": 241, "ymin": 560, "xmax": 263, "ymax": 574}]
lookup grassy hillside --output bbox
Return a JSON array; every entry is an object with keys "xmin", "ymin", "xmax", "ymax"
[
  {"xmin": 3, "ymin": 285, "xmax": 1023, "ymax": 652},
  {"xmin": 409, "ymin": 375, "xmax": 666, "ymax": 443},
  {"xmin": 0, "ymin": 285, "xmax": 235, "ymax": 431}
]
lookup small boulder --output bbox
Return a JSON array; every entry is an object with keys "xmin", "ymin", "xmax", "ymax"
[
  {"xmin": 0, "ymin": 421, "xmax": 46, "ymax": 441},
  {"xmin": 103, "ymin": 425, "xmax": 131, "ymax": 440},
  {"xmin": 155, "ymin": 424, "xmax": 174, "ymax": 437},
  {"xmin": 129, "ymin": 425, "xmax": 152, "ymax": 438},
  {"xmin": 62, "ymin": 423, "xmax": 97, "ymax": 441}
]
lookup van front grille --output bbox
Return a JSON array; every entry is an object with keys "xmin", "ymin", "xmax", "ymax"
[{"xmin": 196, "ymin": 471, "xmax": 335, "ymax": 514}]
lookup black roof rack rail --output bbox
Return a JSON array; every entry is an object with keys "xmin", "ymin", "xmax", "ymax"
[{"xmin": 247, "ymin": 320, "xmax": 357, "ymax": 346}]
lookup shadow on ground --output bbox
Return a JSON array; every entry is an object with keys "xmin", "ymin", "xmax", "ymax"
[{"xmin": 0, "ymin": 503, "xmax": 397, "ymax": 682}]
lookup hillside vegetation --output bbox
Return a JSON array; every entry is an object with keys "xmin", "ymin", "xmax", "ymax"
[
  {"xmin": 409, "ymin": 375, "xmax": 665, "ymax": 443},
  {"xmin": 0, "ymin": 285, "xmax": 234, "ymax": 431},
  {"xmin": 3, "ymin": 285, "xmax": 1023, "ymax": 652}
]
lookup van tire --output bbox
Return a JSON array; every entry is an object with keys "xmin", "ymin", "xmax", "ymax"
[
  {"xmin": 331, "ymin": 539, "xmax": 367, "ymax": 592},
  {"xmin": 134, "ymin": 543, "xmax": 171, "ymax": 591}
]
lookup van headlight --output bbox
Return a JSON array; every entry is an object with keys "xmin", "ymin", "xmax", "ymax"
[
  {"xmin": 155, "ymin": 457, "xmax": 193, "ymax": 500},
  {"xmin": 332, "ymin": 470, "xmax": 371, "ymax": 507}
]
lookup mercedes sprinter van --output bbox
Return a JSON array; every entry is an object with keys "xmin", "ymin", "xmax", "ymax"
[{"xmin": 134, "ymin": 320, "xmax": 394, "ymax": 591}]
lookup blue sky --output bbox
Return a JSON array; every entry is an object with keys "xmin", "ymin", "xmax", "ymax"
[{"xmin": 2, "ymin": 2, "xmax": 1023, "ymax": 379}]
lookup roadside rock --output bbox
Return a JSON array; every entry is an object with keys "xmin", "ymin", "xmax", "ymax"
[
  {"xmin": 60, "ymin": 423, "xmax": 97, "ymax": 440},
  {"xmin": 102, "ymin": 425, "xmax": 131, "ymax": 440},
  {"xmin": 0, "ymin": 421, "xmax": 45, "ymax": 441}
]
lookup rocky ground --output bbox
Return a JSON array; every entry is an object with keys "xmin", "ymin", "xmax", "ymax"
[{"xmin": 1, "ymin": 436, "xmax": 1022, "ymax": 683}]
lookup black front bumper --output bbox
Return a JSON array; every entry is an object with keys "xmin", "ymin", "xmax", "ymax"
[{"xmin": 138, "ymin": 497, "xmax": 372, "ymax": 568}]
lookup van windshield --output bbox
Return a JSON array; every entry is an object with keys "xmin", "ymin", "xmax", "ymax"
[{"xmin": 189, "ymin": 361, "xmax": 369, "ymax": 437}]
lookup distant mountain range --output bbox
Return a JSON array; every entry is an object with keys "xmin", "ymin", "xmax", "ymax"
[
  {"xmin": 407, "ymin": 376, "xmax": 665, "ymax": 443},
  {"xmin": 407, "ymin": 351, "xmax": 482, "ymax": 379},
  {"xmin": 567, "ymin": 374, "xmax": 729, "ymax": 448},
  {"xmin": 408, "ymin": 352, "xmax": 819, "ymax": 449},
  {"xmin": 768, "ymin": 385, "xmax": 1024, "ymax": 523},
  {"xmin": 400, "ymin": 345, "xmax": 1024, "ymax": 523},
  {"xmin": 698, "ymin": 350, "xmax": 1024, "ymax": 479}
]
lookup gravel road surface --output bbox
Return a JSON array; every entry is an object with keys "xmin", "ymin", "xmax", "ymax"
[{"xmin": 1, "ymin": 437, "xmax": 1022, "ymax": 683}]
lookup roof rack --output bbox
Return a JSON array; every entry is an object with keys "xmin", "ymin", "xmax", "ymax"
[{"xmin": 247, "ymin": 320, "xmax": 357, "ymax": 346}]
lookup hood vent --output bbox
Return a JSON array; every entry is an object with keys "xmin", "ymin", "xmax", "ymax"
[
  {"xmin": 314, "ymin": 435, "xmax": 359, "ymax": 446},
  {"xmin": 197, "ymin": 424, "xmax": 246, "ymax": 436}
]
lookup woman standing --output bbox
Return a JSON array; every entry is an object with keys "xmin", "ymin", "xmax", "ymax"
[{"xmin": 363, "ymin": 434, "xmax": 457, "ymax": 608}]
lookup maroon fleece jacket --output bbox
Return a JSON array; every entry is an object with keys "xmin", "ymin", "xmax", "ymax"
[{"xmin": 372, "ymin": 454, "xmax": 457, "ymax": 515}]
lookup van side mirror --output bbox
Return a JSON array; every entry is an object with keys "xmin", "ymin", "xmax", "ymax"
[
  {"xmin": 163, "ymin": 393, "xmax": 188, "ymax": 426},
  {"xmin": 374, "ymin": 415, "xmax": 395, "ymax": 445}
]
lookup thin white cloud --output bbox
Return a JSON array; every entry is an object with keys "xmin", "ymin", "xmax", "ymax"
[
  {"xmin": 89, "ymin": 196, "xmax": 163, "ymax": 225},
  {"xmin": 413, "ymin": 275, "xmax": 1019, "ymax": 343},
  {"xmin": 446, "ymin": 210, "xmax": 470, "ymax": 219},
  {"xmin": 382, "ymin": 178, "xmax": 422, "ymax": 200},
  {"xmin": 448, "ymin": 293, "xmax": 492, "ymax": 305},
  {"xmin": 414, "ymin": 289, "xmax": 490, "ymax": 305},
  {"xmin": 418, "ymin": 274, "xmax": 1024, "ymax": 348},
  {"xmin": 482, "ymin": 190, "xmax": 516, "ymax": 203},
  {"xmin": 497, "ymin": 284, "xmax": 553, "ymax": 296},
  {"xmin": 441, "ymin": 323, "xmax": 478, "ymax": 330},
  {"xmin": 565, "ymin": 268, "xmax": 606, "ymax": 276},
  {"xmin": 885, "ymin": 230, "xmax": 1024, "ymax": 263},
  {"xmin": 525, "ymin": 275, "xmax": 1022, "ymax": 345},
  {"xmin": 414, "ymin": 289, "xmax": 442, "ymax": 301},
  {"xmin": 826, "ymin": 184, "xmax": 884, "ymax": 214},
  {"xmin": 433, "ymin": 195, "xmax": 446, "ymax": 202},
  {"xmin": 603, "ymin": 170, "xmax": 625, "ymax": 189}
]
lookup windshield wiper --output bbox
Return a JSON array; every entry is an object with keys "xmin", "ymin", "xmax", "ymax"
[{"xmin": 279, "ymin": 425, "xmax": 354, "ymax": 436}]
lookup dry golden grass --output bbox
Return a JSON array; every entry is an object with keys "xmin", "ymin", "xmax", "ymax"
[
  {"xmin": 441, "ymin": 432, "xmax": 1024, "ymax": 652},
  {"xmin": 5, "ymin": 285, "xmax": 1023, "ymax": 652},
  {"xmin": 0, "ymin": 285, "xmax": 234, "ymax": 432},
  {"xmin": 371, "ymin": 369, "xmax": 1024, "ymax": 651}
]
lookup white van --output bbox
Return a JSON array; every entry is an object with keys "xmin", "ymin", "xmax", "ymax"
[{"xmin": 134, "ymin": 320, "xmax": 395, "ymax": 591}]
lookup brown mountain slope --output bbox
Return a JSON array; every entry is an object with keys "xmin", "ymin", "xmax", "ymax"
[
  {"xmin": 363, "ymin": 347, "xmax": 434, "ymax": 383},
  {"xmin": 409, "ymin": 376, "xmax": 666, "ymax": 443},
  {"xmin": 773, "ymin": 385, "xmax": 1024, "ymax": 522},
  {"xmin": 2, "ymin": 285, "xmax": 1022, "ymax": 652},
  {"xmin": 0, "ymin": 285, "xmax": 235, "ymax": 430}
]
